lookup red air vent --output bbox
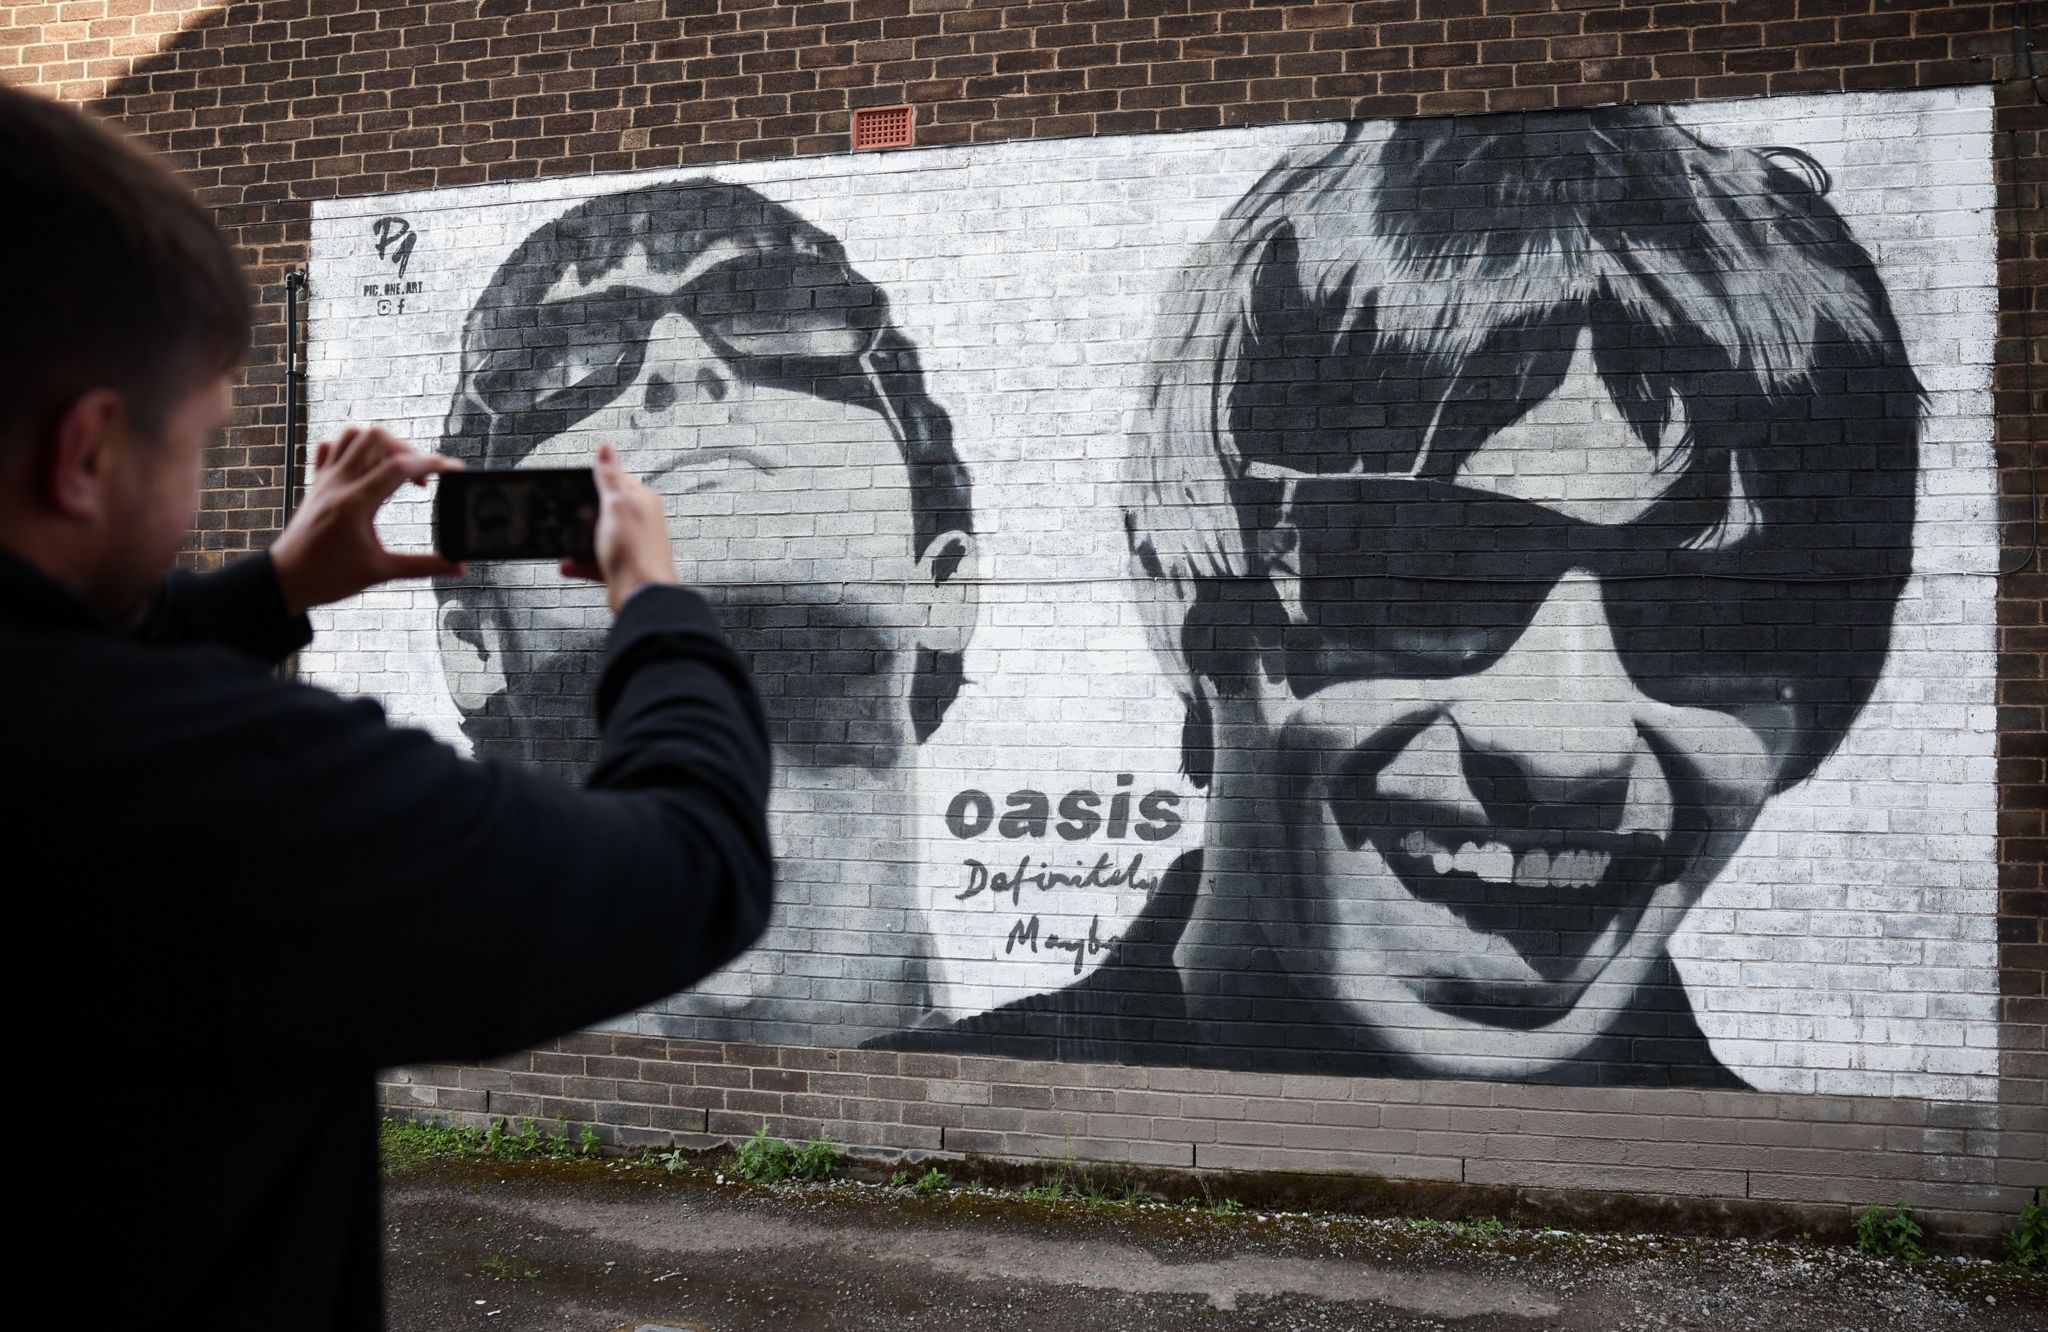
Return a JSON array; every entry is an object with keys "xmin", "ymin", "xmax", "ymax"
[{"xmin": 852, "ymin": 105, "xmax": 914, "ymax": 151}]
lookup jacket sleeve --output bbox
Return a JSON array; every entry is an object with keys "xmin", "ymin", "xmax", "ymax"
[
  {"xmin": 222, "ymin": 583, "xmax": 774, "ymax": 1071},
  {"xmin": 135, "ymin": 553, "xmax": 313, "ymax": 664}
]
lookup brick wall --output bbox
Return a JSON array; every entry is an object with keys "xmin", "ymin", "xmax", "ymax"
[
  {"xmin": 0, "ymin": 1, "xmax": 2027, "ymax": 564},
  {"xmin": 5, "ymin": 0, "xmax": 2041, "ymax": 1233},
  {"xmin": 1992, "ymin": 53, "xmax": 2047, "ymax": 1099},
  {"xmin": 381, "ymin": 1033, "xmax": 2047, "ymax": 1241}
]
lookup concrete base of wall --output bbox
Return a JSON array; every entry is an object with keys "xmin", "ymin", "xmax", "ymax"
[{"xmin": 378, "ymin": 1035, "xmax": 2048, "ymax": 1243}]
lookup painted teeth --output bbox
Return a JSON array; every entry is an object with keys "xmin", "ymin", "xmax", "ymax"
[
  {"xmin": 1395, "ymin": 831, "xmax": 1611, "ymax": 889},
  {"xmin": 1512, "ymin": 847, "xmax": 1611, "ymax": 890}
]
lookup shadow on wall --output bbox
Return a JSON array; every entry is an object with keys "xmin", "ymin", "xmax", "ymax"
[{"xmin": 3, "ymin": 2, "xmax": 227, "ymax": 105}]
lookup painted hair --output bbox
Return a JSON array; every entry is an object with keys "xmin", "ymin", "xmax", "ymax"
[
  {"xmin": 437, "ymin": 179, "xmax": 972, "ymax": 742},
  {"xmin": 1127, "ymin": 108, "xmax": 1921, "ymax": 789}
]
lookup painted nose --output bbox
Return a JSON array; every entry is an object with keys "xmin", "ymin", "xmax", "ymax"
[
  {"xmin": 1444, "ymin": 570, "xmax": 1648, "ymax": 835},
  {"xmin": 628, "ymin": 312, "xmax": 723, "ymax": 427}
]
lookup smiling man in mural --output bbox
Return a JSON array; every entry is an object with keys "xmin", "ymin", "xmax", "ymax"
[
  {"xmin": 1111, "ymin": 109, "xmax": 1924, "ymax": 1085},
  {"xmin": 434, "ymin": 181, "xmax": 977, "ymax": 1044}
]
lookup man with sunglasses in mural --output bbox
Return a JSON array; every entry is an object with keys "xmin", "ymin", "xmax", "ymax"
[
  {"xmin": 1118, "ymin": 109, "xmax": 1923, "ymax": 1086},
  {"xmin": 902, "ymin": 109, "xmax": 1921, "ymax": 1087},
  {"xmin": 434, "ymin": 181, "xmax": 978, "ymax": 1046}
]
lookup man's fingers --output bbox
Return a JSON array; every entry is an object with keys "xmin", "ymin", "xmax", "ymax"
[
  {"xmin": 314, "ymin": 439, "xmax": 332, "ymax": 469},
  {"xmin": 405, "ymin": 453, "xmax": 465, "ymax": 485},
  {"xmin": 339, "ymin": 455, "xmax": 409, "ymax": 507},
  {"xmin": 592, "ymin": 441, "xmax": 625, "ymax": 492},
  {"xmin": 323, "ymin": 426, "xmax": 369, "ymax": 473},
  {"xmin": 333, "ymin": 426, "xmax": 411, "ymax": 479},
  {"xmin": 338, "ymin": 449, "xmax": 451, "ymax": 508},
  {"xmin": 383, "ymin": 552, "xmax": 466, "ymax": 581}
]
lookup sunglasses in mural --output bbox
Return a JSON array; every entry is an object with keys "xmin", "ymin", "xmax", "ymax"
[
  {"xmin": 1226, "ymin": 467, "xmax": 1897, "ymax": 720},
  {"xmin": 461, "ymin": 250, "xmax": 911, "ymax": 461}
]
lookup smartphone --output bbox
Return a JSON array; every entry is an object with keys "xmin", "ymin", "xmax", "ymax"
[{"xmin": 433, "ymin": 468, "xmax": 599, "ymax": 562}]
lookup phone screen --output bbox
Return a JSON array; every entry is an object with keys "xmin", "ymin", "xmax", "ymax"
[{"xmin": 433, "ymin": 468, "xmax": 599, "ymax": 562}]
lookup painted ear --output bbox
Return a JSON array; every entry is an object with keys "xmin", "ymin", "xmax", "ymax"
[
  {"xmin": 435, "ymin": 593, "xmax": 509, "ymax": 717},
  {"xmin": 907, "ymin": 530, "xmax": 978, "ymax": 743},
  {"xmin": 912, "ymin": 529, "xmax": 978, "ymax": 660}
]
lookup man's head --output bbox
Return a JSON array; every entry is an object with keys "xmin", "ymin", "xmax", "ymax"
[
  {"xmin": 1127, "ymin": 109, "xmax": 1919, "ymax": 1077},
  {"xmin": 0, "ymin": 86, "xmax": 249, "ymax": 615},
  {"xmin": 432, "ymin": 181, "xmax": 976, "ymax": 1035}
]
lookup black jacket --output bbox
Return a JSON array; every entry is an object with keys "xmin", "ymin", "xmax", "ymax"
[{"xmin": 5, "ymin": 549, "xmax": 772, "ymax": 1327}]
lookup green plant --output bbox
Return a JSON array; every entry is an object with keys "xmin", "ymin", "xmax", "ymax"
[
  {"xmin": 1183, "ymin": 1181, "xmax": 1242, "ymax": 1216},
  {"xmin": 729, "ymin": 1125, "xmax": 839, "ymax": 1185},
  {"xmin": 578, "ymin": 1126, "xmax": 602, "ymax": 1157},
  {"xmin": 378, "ymin": 1115, "xmax": 597, "ymax": 1176},
  {"xmin": 479, "ymin": 1252, "xmax": 537, "ymax": 1281},
  {"xmin": 731, "ymin": 1125, "xmax": 796, "ymax": 1183},
  {"xmin": 1852, "ymin": 1203, "xmax": 1926, "ymax": 1262},
  {"xmin": 2004, "ymin": 1195, "xmax": 2045, "ymax": 1270},
  {"xmin": 1404, "ymin": 1215, "xmax": 1506, "ymax": 1240},
  {"xmin": 1021, "ymin": 1160, "xmax": 1082, "ymax": 1202},
  {"xmin": 889, "ymin": 1170, "xmax": 910, "ymax": 1188},
  {"xmin": 914, "ymin": 1167, "xmax": 950, "ymax": 1195},
  {"xmin": 1021, "ymin": 1159, "xmax": 1141, "ymax": 1206},
  {"xmin": 791, "ymin": 1136, "xmax": 840, "ymax": 1182}
]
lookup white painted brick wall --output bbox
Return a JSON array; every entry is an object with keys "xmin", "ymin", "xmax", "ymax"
[{"xmin": 303, "ymin": 86, "xmax": 2000, "ymax": 1100}]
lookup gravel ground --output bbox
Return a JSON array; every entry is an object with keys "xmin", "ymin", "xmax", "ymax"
[{"xmin": 384, "ymin": 1156, "xmax": 2045, "ymax": 1332}]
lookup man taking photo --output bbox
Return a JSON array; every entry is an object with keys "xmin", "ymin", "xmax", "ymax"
[{"xmin": 1, "ymin": 85, "xmax": 774, "ymax": 1325}]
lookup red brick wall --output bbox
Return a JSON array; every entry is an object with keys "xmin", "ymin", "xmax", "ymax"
[{"xmin": 1993, "ymin": 57, "xmax": 2045, "ymax": 1098}]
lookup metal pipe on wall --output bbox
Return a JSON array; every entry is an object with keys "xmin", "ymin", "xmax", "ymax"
[
  {"xmin": 277, "ymin": 267, "xmax": 308, "ymax": 679},
  {"xmin": 280, "ymin": 268, "xmax": 308, "ymax": 531}
]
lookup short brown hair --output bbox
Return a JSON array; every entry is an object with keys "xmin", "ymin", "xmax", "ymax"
[{"xmin": 0, "ymin": 84, "xmax": 250, "ymax": 456}]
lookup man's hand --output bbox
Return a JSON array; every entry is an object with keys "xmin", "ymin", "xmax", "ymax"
[
  {"xmin": 269, "ymin": 426, "xmax": 465, "ymax": 616},
  {"xmin": 558, "ymin": 442, "xmax": 679, "ymax": 614}
]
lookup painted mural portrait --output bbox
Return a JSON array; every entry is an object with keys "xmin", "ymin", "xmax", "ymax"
[
  {"xmin": 1129, "ymin": 108, "xmax": 1922, "ymax": 1084},
  {"xmin": 892, "ymin": 107, "xmax": 1922, "ymax": 1087},
  {"xmin": 433, "ymin": 180, "xmax": 978, "ymax": 1044}
]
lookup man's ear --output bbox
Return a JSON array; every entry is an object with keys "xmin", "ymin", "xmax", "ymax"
[
  {"xmin": 46, "ymin": 389, "xmax": 126, "ymax": 520},
  {"xmin": 913, "ymin": 529, "xmax": 978, "ymax": 659},
  {"xmin": 436, "ymin": 589, "xmax": 510, "ymax": 717}
]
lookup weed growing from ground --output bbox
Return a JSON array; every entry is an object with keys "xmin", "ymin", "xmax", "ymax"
[
  {"xmin": 1852, "ymin": 1203, "xmax": 1926, "ymax": 1262},
  {"xmin": 1183, "ymin": 1181, "xmax": 1243, "ymax": 1216},
  {"xmin": 914, "ymin": 1167, "xmax": 950, "ymax": 1195},
  {"xmin": 1404, "ymin": 1215, "xmax": 1508, "ymax": 1240},
  {"xmin": 2004, "ymin": 1195, "xmax": 2044, "ymax": 1270},
  {"xmin": 380, "ymin": 1115, "xmax": 594, "ymax": 1175},
  {"xmin": 1021, "ymin": 1159, "xmax": 1144, "ymax": 1205},
  {"xmin": 478, "ymin": 1253, "xmax": 537, "ymax": 1281},
  {"xmin": 729, "ymin": 1124, "xmax": 840, "ymax": 1185}
]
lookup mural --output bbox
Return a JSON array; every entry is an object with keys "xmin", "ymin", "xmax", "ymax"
[
  {"xmin": 430, "ymin": 183, "xmax": 977, "ymax": 1045},
  {"xmin": 900, "ymin": 110, "xmax": 1920, "ymax": 1087},
  {"xmin": 303, "ymin": 88, "xmax": 2001, "ymax": 1098}
]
